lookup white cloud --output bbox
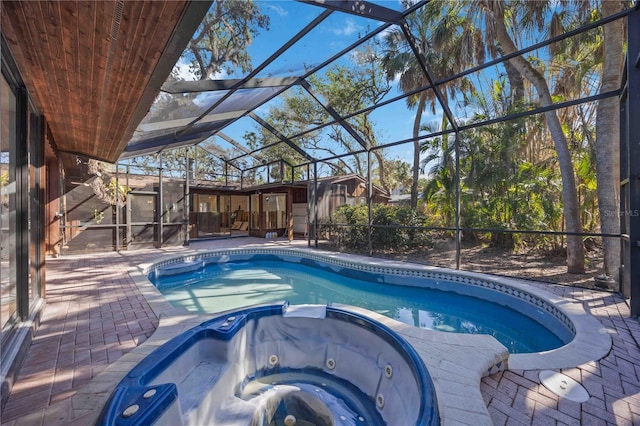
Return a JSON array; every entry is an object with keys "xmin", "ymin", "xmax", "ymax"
[
  {"xmin": 172, "ymin": 58, "xmax": 229, "ymax": 81},
  {"xmin": 172, "ymin": 59, "xmax": 196, "ymax": 81},
  {"xmin": 332, "ymin": 19, "xmax": 360, "ymax": 37},
  {"xmin": 266, "ymin": 4, "xmax": 288, "ymax": 17},
  {"xmin": 211, "ymin": 69, "xmax": 227, "ymax": 79}
]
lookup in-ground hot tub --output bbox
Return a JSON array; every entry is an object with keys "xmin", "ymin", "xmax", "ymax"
[{"xmin": 97, "ymin": 303, "xmax": 439, "ymax": 426}]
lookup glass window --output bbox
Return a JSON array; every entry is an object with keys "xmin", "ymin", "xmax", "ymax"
[
  {"xmin": 250, "ymin": 194, "xmax": 260, "ymax": 230},
  {"xmin": 195, "ymin": 194, "xmax": 216, "ymax": 213},
  {"xmin": 263, "ymin": 193, "xmax": 286, "ymax": 229},
  {"xmin": 219, "ymin": 195, "xmax": 231, "ymax": 230},
  {"xmin": 192, "ymin": 194, "xmax": 245, "ymax": 238},
  {"xmin": 28, "ymin": 106, "xmax": 38, "ymax": 304},
  {"xmin": 229, "ymin": 195, "xmax": 248, "ymax": 232},
  {"xmin": 1, "ymin": 73, "xmax": 17, "ymax": 332},
  {"xmin": 161, "ymin": 180, "xmax": 183, "ymax": 224}
]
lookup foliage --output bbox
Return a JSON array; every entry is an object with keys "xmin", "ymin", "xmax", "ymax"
[
  {"xmin": 258, "ymin": 42, "xmax": 394, "ymax": 192},
  {"xmin": 381, "ymin": 0, "xmax": 484, "ymax": 208},
  {"xmin": 329, "ymin": 204, "xmax": 432, "ymax": 251},
  {"xmin": 92, "ymin": 207, "xmax": 105, "ymax": 224},
  {"xmin": 419, "ymin": 69, "xmax": 569, "ymax": 250},
  {"xmin": 0, "ymin": 172, "xmax": 8, "ymax": 207},
  {"xmin": 184, "ymin": 0, "xmax": 269, "ymax": 80},
  {"xmin": 87, "ymin": 160, "xmax": 131, "ymax": 207},
  {"xmin": 407, "ymin": 0, "xmax": 611, "ymax": 259},
  {"xmin": 127, "ymin": 146, "xmax": 231, "ymax": 182},
  {"xmin": 120, "ymin": 0, "xmax": 615, "ymax": 266},
  {"xmin": 381, "ymin": 160, "xmax": 413, "ymax": 194},
  {"xmin": 131, "ymin": 1, "xmax": 270, "ymax": 183}
]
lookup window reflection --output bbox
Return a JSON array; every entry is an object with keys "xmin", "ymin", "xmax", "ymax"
[
  {"xmin": 192, "ymin": 193, "xmax": 248, "ymax": 237},
  {"xmin": 1, "ymin": 73, "xmax": 17, "ymax": 332},
  {"xmin": 250, "ymin": 194, "xmax": 260, "ymax": 231},
  {"xmin": 29, "ymin": 105, "xmax": 39, "ymax": 306},
  {"xmin": 263, "ymin": 193, "xmax": 286, "ymax": 230}
]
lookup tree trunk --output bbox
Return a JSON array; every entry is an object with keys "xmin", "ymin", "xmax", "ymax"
[
  {"xmin": 503, "ymin": 60, "xmax": 525, "ymax": 104},
  {"xmin": 491, "ymin": 9, "xmax": 585, "ymax": 273},
  {"xmin": 361, "ymin": 116, "xmax": 391, "ymax": 194},
  {"xmin": 373, "ymin": 149, "xmax": 390, "ymax": 194},
  {"xmin": 411, "ymin": 94, "xmax": 427, "ymax": 209},
  {"xmin": 595, "ymin": 1, "xmax": 624, "ymax": 285}
]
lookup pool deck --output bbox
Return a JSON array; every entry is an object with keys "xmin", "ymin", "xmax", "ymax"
[{"xmin": 1, "ymin": 237, "xmax": 639, "ymax": 425}]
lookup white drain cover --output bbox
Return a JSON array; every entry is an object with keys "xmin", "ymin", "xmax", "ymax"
[{"xmin": 539, "ymin": 370, "xmax": 589, "ymax": 402}]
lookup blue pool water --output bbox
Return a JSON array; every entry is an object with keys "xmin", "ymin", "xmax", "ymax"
[{"xmin": 151, "ymin": 259, "xmax": 571, "ymax": 354}]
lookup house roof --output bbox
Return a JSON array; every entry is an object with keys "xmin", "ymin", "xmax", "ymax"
[{"xmin": 247, "ymin": 173, "xmax": 389, "ymax": 198}]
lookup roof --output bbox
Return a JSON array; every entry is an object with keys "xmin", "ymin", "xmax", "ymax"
[
  {"xmin": 249, "ymin": 173, "xmax": 390, "ymax": 197},
  {"xmin": 181, "ymin": 172, "xmax": 389, "ymax": 198},
  {"xmin": 389, "ymin": 193, "xmax": 414, "ymax": 205},
  {"xmin": 1, "ymin": 1, "xmax": 211, "ymax": 165}
]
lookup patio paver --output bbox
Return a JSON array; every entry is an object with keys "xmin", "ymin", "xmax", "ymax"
[{"xmin": 1, "ymin": 237, "xmax": 639, "ymax": 425}]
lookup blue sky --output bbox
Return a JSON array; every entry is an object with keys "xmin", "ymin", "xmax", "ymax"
[
  {"xmin": 249, "ymin": 0, "xmax": 435, "ymax": 165},
  {"xmin": 130, "ymin": 0, "xmax": 610, "ymax": 188},
  {"xmin": 171, "ymin": 0, "xmax": 438, "ymax": 170},
  {"xmin": 166, "ymin": 0, "xmax": 577, "ymax": 178}
]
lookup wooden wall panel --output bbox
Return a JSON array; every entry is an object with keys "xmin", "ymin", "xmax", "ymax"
[{"xmin": 1, "ymin": 1, "xmax": 191, "ymax": 163}]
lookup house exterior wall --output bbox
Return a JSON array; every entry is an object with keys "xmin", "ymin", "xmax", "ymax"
[{"xmin": 1, "ymin": 38, "xmax": 46, "ymax": 409}]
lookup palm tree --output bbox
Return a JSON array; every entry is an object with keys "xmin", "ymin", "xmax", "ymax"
[
  {"xmin": 476, "ymin": 1, "xmax": 586, "ymax": 273},
  {"xmin": 382, "ymin": 0, "xmax": 483, "ymax": 209},
  {"xmin": 484, "ymin": 0, "xmax": 624, "ymax": 276},
  {"xmin": 545, "ymin": 4, "xmax": 609, "ymax": 249},
  {"xmin": 594, "ymin": 1, "xmax": 625, "ymax": 283},
  {"xmin": 421, "ymin": 132, "xmax": 457, "ymax": 227},
  {"xmin": 382, "ymin": 21, "xmax": 430, "ymax": 209}
]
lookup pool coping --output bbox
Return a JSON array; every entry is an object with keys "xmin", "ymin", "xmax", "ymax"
[
  {"xmin": 39, "ymin": 247, "xmax": 611, "ymax": 426},
  {"xmin": 140, "ymin": 246, "xmax": 612, "ymax": 372},
  {"xmin": 127, "ymin": 247, "xmax": 611, "ymax": 424}
]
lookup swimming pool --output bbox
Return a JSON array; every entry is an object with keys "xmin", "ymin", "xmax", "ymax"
[{"xmin": 148, "ymin": 249, "xmax": 575, "ymax": 354}]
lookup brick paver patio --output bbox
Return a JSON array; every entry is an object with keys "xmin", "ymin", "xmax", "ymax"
[
  {"xmin": 1, "ymin": 238, "xmax": 639, "ymax": 425},
  {"xmin": 481, "ymin": 287, "xmax": 640, "ymax": 425}
]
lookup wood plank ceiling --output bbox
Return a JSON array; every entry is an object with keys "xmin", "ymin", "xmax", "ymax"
[{"xmin": 1, "ymin": 1, "xmax": 208, "ymax": 164}]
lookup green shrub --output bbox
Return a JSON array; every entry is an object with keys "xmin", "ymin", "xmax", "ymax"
[{"xmin": 328, "ymin": 204, "xmax": 432, "ymax": 251}]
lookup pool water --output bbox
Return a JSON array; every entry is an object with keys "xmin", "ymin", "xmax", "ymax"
[
  {"xmin": 152, "ymin": 260, "xmax": 568, "ymax": 353},
  {"xmin": 239, "ymin": 372, "xmax": 384, "ymax": 426}
]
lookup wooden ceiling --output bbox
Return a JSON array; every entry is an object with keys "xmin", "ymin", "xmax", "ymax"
[{"xmin": 1, "ymin": 1, "xmax": 210, "ymax": 164}]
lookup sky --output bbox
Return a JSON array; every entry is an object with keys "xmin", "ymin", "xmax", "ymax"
[
  {"xmin": 170, "ymin": 0, "xmax": 438, "ymax": 170},
  {"xmin": 159, "ymin": 0, "xmax": 590, "ymax": 180}
]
